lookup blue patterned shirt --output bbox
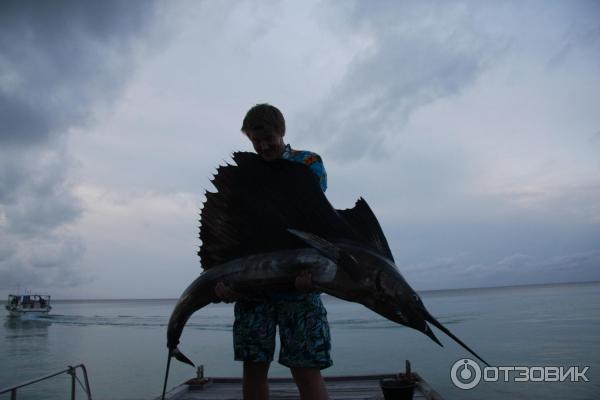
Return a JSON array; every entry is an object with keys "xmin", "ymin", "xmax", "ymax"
[{"xmin": 281, "ymin": 144, "xmax": 327, "ymax": 192}]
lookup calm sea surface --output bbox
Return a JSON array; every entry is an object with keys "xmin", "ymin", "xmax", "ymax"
[{"xmin": 1, "ymin": 282, "xmax": 599, "ymax": 400}]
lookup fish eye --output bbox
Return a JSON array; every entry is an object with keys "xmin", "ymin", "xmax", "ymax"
[{"xmin": 412, "ymin": 293, "xmax": 420, "ymax": 302}]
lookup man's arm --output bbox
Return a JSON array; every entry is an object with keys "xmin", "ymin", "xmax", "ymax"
[
  {"xmin": 215, "ymin": 282, "xmax": 240, "ymax": 303},
  {"xmin": 304, "ymin": 153, "xmax": 327, "ymax": 192}
]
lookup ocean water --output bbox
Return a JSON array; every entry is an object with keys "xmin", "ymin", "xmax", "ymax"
[{"xmin": 1, "ymin": 282, "xmax": 599, "ymax": 400}]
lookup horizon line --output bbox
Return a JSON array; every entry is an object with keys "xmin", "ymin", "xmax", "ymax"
[{"xmin": 9, "ymin": 278, "xmax": 598, "ymax": 302}]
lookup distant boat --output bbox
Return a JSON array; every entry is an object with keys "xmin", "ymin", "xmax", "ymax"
[{"xmin": 5, "ymin": 294, "xmax": 52, "ymax": 317}]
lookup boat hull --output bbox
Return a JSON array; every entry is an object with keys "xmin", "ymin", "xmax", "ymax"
[{"xmin": 6, "ymin": 307, "xmax": 52, "ymax": 317}]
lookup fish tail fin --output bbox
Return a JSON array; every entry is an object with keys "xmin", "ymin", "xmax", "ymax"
[
  {"xmin": 421, "ymin": 311, "xmax": 491, "ymax": 367},
  {"xmin": 161, "ymin": 348, "xmax": 195, "ymax": 399},
  {"xmin": 161, "ymin": 351, "xmax": 172, "ymax": 400},
  {"xmin": 172, "ymin": 347, "xmax": 195, "ymax": 367}
]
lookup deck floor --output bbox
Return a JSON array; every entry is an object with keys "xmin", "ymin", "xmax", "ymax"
[{"xmin": 160, "ymin": 373, "xmax": 443, "ymax": 400}]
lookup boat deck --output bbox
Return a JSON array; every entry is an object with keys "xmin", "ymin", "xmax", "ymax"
[{"xmin": 159, "ymin": 372, "xmax": 444, "ymax": 400}]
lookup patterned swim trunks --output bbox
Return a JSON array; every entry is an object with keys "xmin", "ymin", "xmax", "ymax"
[{"xmin": 233, "ymin": 293, "xmax": 332, "ymax": 369}]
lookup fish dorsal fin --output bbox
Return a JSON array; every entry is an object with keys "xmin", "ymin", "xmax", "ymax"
[
  {"xmin": 198, "ymin": 165, "xmax": 244, "ymax": 269},
  {"xmin": 199, "ymin": 152, "xmax": 361, "ymax": 270},
  {"xmin": 337, "ymin": 198, "xmax": 395, "ymax": 262}
]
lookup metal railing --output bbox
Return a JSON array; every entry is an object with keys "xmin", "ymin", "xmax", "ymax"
[{"xmin": 0, "ymin": 364, "xmax": 92, "ymax": 400}]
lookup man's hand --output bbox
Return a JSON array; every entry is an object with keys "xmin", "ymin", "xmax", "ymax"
[
  {"xmin": 295, "ymin": 270, "xmax": 314, "ymax": 293},
  {"xmin": 215, "ymin": 282, "xmax": 240, "ymax": 303}
]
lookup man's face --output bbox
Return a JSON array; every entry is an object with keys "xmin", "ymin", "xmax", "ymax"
[{"xmin": 246, "ymin": 130, "xmax": 285, "ymax": 161}]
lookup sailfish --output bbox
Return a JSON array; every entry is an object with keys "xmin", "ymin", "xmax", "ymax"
[{"xmin": 161, "ymin": 152, "xmax": 488, "ymax": 398}]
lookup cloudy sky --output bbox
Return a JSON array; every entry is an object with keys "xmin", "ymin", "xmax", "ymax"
[{"xmin": 1, "ymin": 0, "xmax": 599, "ymax": 299}]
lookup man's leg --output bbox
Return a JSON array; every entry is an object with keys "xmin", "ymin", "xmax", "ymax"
[
  {"xmin": 277, "ymin": 294, "xmax": 332, "ymax": 399},
  {"xmin": 243, "ymin": 361, "xmax": 270, "ymax": 400},
  {"xmin": 234, "ymin": 301, "xmax": 276, "ymax": 400},
  {"xmin": 291, "ymin": 367, "xmax": 329, "ymax": 400}
]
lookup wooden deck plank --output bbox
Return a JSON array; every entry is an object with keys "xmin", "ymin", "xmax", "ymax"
[{"xmin": 159, "ymin": 372, "xmax": 440, "ymax": 400}]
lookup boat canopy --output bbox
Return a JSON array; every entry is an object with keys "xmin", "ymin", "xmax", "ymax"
[{"xmin": 7, "ymin": 294, "xmax": 51, "ymax": 305}]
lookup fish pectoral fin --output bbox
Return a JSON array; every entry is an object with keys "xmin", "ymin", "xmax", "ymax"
[
  {"xmin": 337, "ymin": 252, "xmax": 364, "ymax": 281},
  {"xmin": 287, "ymin": 229, "xmax": 340, "ymax": 261},
  {"xmin": 287, "ymin": 228, "xmax": 365, "ymax": 281}
]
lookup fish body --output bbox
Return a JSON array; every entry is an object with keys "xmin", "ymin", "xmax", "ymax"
[
  {"xmin": 167, "ymin": 230, "xmax": 488, "ymax": 367},
  {"xmin": 166, "ymin": 248, "xmax": 337, "ymax": 355}
]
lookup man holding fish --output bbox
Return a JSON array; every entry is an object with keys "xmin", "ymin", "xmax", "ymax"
[
  {"xmin": 215, "ymin": 103, "xmax": 331, "ymax": 400},
  {"xmin": 161, "ymin": 103, "xmax": 489, "ymax": 400}
]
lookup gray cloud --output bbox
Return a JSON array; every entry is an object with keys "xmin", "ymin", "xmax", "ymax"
[
  {"xmin": 546, "ymin": 3, "xmax": 600, "ymax": 67},
  {"xmin": 299, "ymin": 2, "xmax": 499, "ymax": 161},
  {"xmin": 0, "ymin": 0, "xmax": 160, "ymax": 290},
  {"xmin": 0, "ymin": 231, "xmax": 87, "ymax": 290},
  {"xmin": 1, "ymin": 145, "xmax": 81, "ymax": 235},
  {"xmin": 0, "ymin": 0, "xmax": 159, "ymax": 146}
]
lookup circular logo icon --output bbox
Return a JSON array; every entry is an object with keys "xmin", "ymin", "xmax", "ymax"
[{"xmin": 451, "ymin": 358, "xmax": 482, "ymax": 390}]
